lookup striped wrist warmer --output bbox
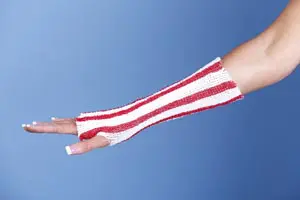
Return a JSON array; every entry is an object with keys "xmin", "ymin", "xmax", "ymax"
[{"xmin": 76, "ymin": 57, "xmax": 244, "ymax": 146}]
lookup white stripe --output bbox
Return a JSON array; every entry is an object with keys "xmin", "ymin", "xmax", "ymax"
[
  {"xmin": 76, "ymin": 67, "xmax": 230, "ymax": 131},
  {"xmin": 79, "ymin": 57, "xmax": 221, "ymax": 118},
  {"xmin": 96, "ymin": 87, "xmax": 241, "ymax": 145}
]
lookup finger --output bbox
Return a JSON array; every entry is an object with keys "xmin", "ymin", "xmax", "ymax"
[
  {"xmin": 51, "ymin": 117, "xmax": 75, "ymax": 123},
  {"xmin": 52, "ymin": 118, "xmax": 76, "ymax": 126},
  {"xmin": 65, "ymin": 135, "xmax": 110, "ymax": 155},
  {"xmin": 23, "ymin": 122, "xmax": 59, "ymax": 133},
  {"xmin": 23, "ymin": 120, "xmax": 77, "ymax": 135}
]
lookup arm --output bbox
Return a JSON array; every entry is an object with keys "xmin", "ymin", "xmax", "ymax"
[
  {"xmin": 24, "ymin": 1, "xmax": 300, "ymax": 155},
  {"xmin": 223, "ymin": 0, "xmax": 300, "ymax": 94},
  {"xmin": 74, "ymin": 0, "xmax": 300, "ymax": 147}
]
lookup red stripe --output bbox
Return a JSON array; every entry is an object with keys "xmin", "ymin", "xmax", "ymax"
[
  {"xmin": 77, "ymin": 61, "xmax": 222, "ymax": 122},
  {"xmin": 79, "ymin": 81, "xmax": 239, "ymax": 140},
  {"xmin": 122, "ymin": 94, "xmax": 243, "ymax": 143}
]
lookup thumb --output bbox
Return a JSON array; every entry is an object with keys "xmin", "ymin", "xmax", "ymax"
[{"xmin": 65, "ymin": 135, "xmax": 110, "ymax": 155}]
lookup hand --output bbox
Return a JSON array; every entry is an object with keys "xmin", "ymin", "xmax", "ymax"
[{"xmin": 22, "ymin": 117, "xmax": 110, "ymax": 155}]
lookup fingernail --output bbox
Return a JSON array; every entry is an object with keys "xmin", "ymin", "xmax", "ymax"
[
  {"xmin": 51, "ymin": 117, "xmax": 56, "ymax": 121},
  {"xmin": 32, "ymin": 121, "xmax": 37, "ymax": 125},
  {"xmin": 22, "ymin": 124, "xmax": 26, "ymax": 128},
  {"xmin": 65, "ymin": 146, "xmax": 76, "ymax": 155},
  {"xmin": 26, "ymin": 124, "xmax": 31, "ymax": 127}
]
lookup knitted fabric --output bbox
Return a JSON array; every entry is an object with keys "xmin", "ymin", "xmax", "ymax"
[{"xmin": 76, "ymin": 57, "xmax": 244, "ymax": 145}]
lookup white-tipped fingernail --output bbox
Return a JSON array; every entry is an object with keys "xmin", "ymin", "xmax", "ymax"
[
  {"xmin": 22, "ymin": 124, "xmax": 26, "ymax": 128},
  {"xmin": 51, "ymin": 117, "xmax": 56, "ymax": 120},
  {"xmin": 32, "ymin": 121, "xmax": 37, "ymax": 125},
  {"xmin": 26, "ymin": 124, "xmax": 31, "ymax": 127},
  {"xmin": 65, "ymin": 146, "xmax": 72, "ymax": 155}
]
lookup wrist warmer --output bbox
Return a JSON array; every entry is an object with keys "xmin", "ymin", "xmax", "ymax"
[{"xmin": 76, "ymin": 57, "xmax": 244, "ymax": 146}]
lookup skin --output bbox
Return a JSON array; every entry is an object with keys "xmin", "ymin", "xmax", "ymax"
[{"xmin": 24, "ymin": 0, "xmax": 300, "ymax": 155}]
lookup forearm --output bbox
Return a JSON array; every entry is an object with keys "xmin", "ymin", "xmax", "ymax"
[
  {"xmin": 223, "ymin": 0, "xmax": 300, "ymax": 95},
  {"xmin": 76, "ymin": 59, "xmax": 243, "ymax": 145}
]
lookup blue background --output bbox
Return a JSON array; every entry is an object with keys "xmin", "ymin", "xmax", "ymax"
[{"xmin": 1, "ymin": 0, "xmax": 299, "ymax": 199}]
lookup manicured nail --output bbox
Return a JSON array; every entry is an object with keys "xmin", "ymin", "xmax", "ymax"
[
  {"xmin": 22, "ymin": 124, "xmax": 26, "ymax": 128},
  {"xmin": 26, "ymin": 124, "xmax": 31, "ymax": 127},
  {"xmin": 51, "ymin": 117, "xmax": 56, "ymax": 121},
  {"xmin": 65, "ymin": 146, "xmax": 75, "ymax": 155},
  {"xmin": 32, "ymin": 121, "xmax": 37, "ymax": 125}
]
